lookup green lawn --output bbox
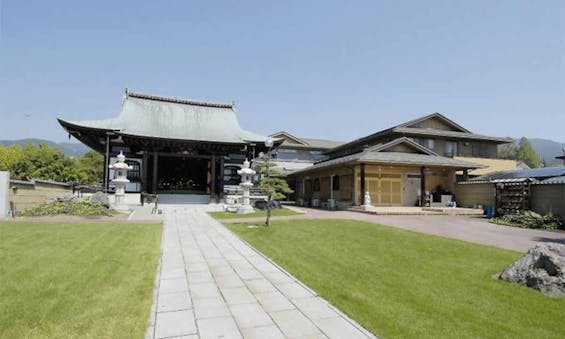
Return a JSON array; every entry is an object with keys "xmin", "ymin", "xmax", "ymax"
[
  {"xmin": 0, "ymin": 221, "xmax": 162, "ymax": 339},
  {"xmin": 208, "ymin": 207, "xmax": 301, "ymax": 219},
  {"xmin": 226, "ymin": 219, "xmax": 565, "ymax": 339}
]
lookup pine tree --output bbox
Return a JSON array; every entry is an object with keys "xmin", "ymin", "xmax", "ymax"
[
  {"xmin": 515, "ymin": 137, "xmax": 540, "ymax": 168},
  {"xmin": 254, "ymin": 153, "xmax": 293, "ymax": 226},
  {"xmin": 498, "ymin": 137, "xmax": 540, "ymax": 168}
]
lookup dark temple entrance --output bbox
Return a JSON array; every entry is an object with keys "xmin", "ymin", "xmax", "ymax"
[{"xmin": 156, "ymin": 156, "xmax": 208, "ymax": 194}]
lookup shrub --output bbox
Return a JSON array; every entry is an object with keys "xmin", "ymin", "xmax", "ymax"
[
  {"xmin": 489, "ymin": 211, "xmax": 565, "ymax": 230},
  {"xmin": 22, "ymin": 199, "xmax": 116, "ymax": 217}
]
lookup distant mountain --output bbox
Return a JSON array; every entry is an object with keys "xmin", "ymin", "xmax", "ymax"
[
  {"xmin": 528, "ymin": 138, "xmax": 565, "ymax": 167},
  {"xmin": 0, "ymin": 139, "xmax": 90, "ymax": 157}
]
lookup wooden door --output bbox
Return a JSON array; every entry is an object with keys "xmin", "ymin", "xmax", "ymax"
[{"xmin": 367, "ymin": 176, "xmax": 403, "ymax": 206}]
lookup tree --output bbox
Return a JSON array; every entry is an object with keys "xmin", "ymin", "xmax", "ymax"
[
  {"xmin": 254, "ymin": 152, "xmax": 293, "ymax": 226},
  {"xmin": 0, "ymin": 144, "xmax": 23, "ymax": 172},
  {"xmin": 515, "ymin": 137, "xmax": 540, "ymax": 168},
  {"xmin": 0, "ymin": 143, "xmax": 104, "ymax": 183},
  {"xmin": 499, "ymin": 137, "xmax": 540, "ymax": 168},
  {"xmin": 75, "ymin": 151, "xmax": 104, "ymax": 184}
]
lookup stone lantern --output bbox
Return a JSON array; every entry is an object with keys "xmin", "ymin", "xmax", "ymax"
[
  {"xmin": 236, "ymin": 159, "xmax": 256, "ymax": 214},
  {"xmin": 109, "ymin": 151, "xmax": 133, "ymax": 211},
  {"xmin": 361, "ymin": 191, "xmax": 372, "ymax": 210}
]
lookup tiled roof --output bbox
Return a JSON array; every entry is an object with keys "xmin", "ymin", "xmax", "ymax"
[
  {"xmin": 270, "ymin": 131, "xmax": 344, "ymax": 150},
  {"xmin": 326, "ymin": 112, "xmax": 512, "ymax": 154},
  {"xmin": 454, "ymin": 157, "xmax": 526, "ymax": 176},
  {"xmin": 289, "ymin": 137, "xmax": 483, "ymax": 176},
  {"xmin": 58, "ymin": 89, "xmax": 269, "ymax": 145}
]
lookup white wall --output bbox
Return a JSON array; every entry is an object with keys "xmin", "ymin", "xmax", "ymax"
[{"xmin": 0, "ymin": 172, "xmax": 9, "ymax": 219}]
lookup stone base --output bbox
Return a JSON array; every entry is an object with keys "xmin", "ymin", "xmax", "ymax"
[
  {"xmin": 236, "ymin": 205, "xmax": 255, "ymax": 214},
  {"xmin": 113, "ymin": 204, "xmax": 131, "ymax": 213}
]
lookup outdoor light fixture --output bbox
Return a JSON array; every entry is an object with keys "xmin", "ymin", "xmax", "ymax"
[{"xmin": 265, "ymin": 138, "xmax": 274, "ymax": 148}]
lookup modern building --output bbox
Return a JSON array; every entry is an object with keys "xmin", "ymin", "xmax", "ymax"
[
  {"xmin": 267, "ymin": 131, "xmax": 343, "ymax": 201},
  {"xmin": 289, "ymin": 113, "xmax": 513, "ymax": 209},
  {"xmin": 58, "ymin": 90, "xmax": 276, "ymax": 201},
  {"xmin": 268, "ymin": 131, "xmax": 343, "ymax": 175}
]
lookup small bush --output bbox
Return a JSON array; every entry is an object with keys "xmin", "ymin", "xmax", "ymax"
[
  {"xmin": 489, "ymin": 211, "xmax": 565, "ymax": 230},
  {"xmin": 22, "ymin": 199, "xmax": 116, "ymax": 217}
]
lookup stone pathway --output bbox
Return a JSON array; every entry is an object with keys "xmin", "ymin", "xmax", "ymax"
[{"xmin": 146, "ymin": 206, "xmax": 375, "ymax": 339}]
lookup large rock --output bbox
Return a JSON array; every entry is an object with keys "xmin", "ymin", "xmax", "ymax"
[
  {"xmin": 90, "ymin": 192, "xmax": 110, "ymax": 208},
  {"xmin": 499, "ymin": 243, "xmax": 565, "ymax": 296}
]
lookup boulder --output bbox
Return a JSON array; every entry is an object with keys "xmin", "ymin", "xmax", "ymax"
[
  {"xmin": 90, "ymin": 192, "xmax": 110, "ymax": 208},
  {"xmin": 499, "ymin": 243, "xmax": 565, "ymax": 297}
]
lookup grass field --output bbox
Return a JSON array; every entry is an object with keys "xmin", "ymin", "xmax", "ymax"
[
  {"xmin": 226, "ymin": 219, "xmax": 565, "ymax": 339},
  {"xmin": 0, "ymin": 221, "xmax": 162, "ymax": 339},
  {"xmin": 208, "ymin": 207, "xmax": 301, "ymax": 219}
]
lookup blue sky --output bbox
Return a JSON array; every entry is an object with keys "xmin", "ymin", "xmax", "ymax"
[{"xmin": 1, "ymin": 0, "xmax": 564, "ymax": 143}]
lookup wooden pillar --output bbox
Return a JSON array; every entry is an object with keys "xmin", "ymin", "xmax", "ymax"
[
  {"xmin": 210, "ymin": 155, "xmax": 216, "ymax": 201},
  {"xmin": 462, "ymin": 169, "xmax": 469, "ymax": 182},
  {"xmin": 360, "ymin": 163, "xmax": 366, "ymax": 205},
  {"xmin": 103, "ymin": 134, "xmax": 110, "ymax": 192},
  {"xmin": 102, "ymin": 154, "xmax": 108, "ymax": 191},
  {"xmin": 352, "ymin": 167, "xmax": 357, "ymax": 205},
  {"xmin": 219, "ymin": 157, "xmax": 225, "ymax": 200},
  {"xmin": 152, "ymin": 150, "xmax": 159, "ymax": 193},
  {"xmin": 420, "ymin": 166, "xmax": 426, "ymax": 206},
  {"xmin": 141, "ymin": 151, "xmax": 148, "ymax": 193}
]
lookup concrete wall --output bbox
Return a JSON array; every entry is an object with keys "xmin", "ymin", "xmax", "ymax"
[
  {"xmin": 0, "ymin": 172, "xmax": 9, "ymax": 219},
  {"xmin": 530, "ymin": 183, "xmax": 565, "ymax": 217},
  {"xmin": 9, "ymin": 180, "xmax": 72, "ymax": 214},
  {"xmin": 454, "ymin": 183, "xmax": 496, "ymax": 208}
]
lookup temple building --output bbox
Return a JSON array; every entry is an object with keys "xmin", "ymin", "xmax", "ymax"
[{"xmin": 58, "ymin": 90, "xmax": 276, "ymax": 201}]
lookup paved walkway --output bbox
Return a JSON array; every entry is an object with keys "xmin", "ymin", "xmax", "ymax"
[
  {"xmin": 146, "ymin": 206, "xmax": 375, "ymax": 339},
  {"xmin": 222, "ymin": 208, "xmax": 565, "ymax": 252}
]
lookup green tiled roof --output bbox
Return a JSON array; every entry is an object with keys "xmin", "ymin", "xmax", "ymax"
[{"xmin": 58, "ymin": 91, "xmax": 269, "ymax": 144}]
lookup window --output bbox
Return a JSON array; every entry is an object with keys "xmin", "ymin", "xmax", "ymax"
[
  {"xmin": 313, "ymin": 178, "xmax": 320, "ymax": 191},
  {"xmin": 223, "ymin": 165, "xmax": 241, "ymax": 185},
  {"xmin": 125, "ymin": 160, "xmax": 141, "ymax": 182},
  {"xmin": 472, "ymin": 143, "xmax": 490, "ymax": 157},
  {"xmin": 414, "ymin": 138, "xmax": 435, "ymax": 150},
  {"xmin": 445, "ymin": 141, "xmax": 458, "ymax": 157},
  {"xmin": 275, "ymin": 149, "xmax": 298, "ymax": 160},
  {"xmin": 332, "ymin": 175, "xmax": 340, "ymax": 190}
]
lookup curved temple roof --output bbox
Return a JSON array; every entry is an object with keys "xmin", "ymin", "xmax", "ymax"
[{"xmin": 58, "ymin": 90, "xmax": 271, "ymax": 146}]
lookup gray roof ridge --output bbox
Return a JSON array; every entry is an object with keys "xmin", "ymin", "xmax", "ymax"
[
  {"xmin": 125, "ymin": 89, "xmax": 234, "ymax": 109},
  {"xmin": 395, "ymin": 112, "xmax": 472, "ymax": 133},
  {"xmin": 364, "ymin": 137, "xmax": 440, "ymax": 156},
  {"xmin": 269, "ymin": 131, "xmax": 310, "ymax": 145},
  {"xmin": 393, "ymin": 126, "xmax": 513, "ymax": 142}
]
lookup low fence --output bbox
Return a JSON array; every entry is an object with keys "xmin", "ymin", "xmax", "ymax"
[
  {"xmin": 9, "ymin": 179, "xmax": 72, "ymax": 215},
  {"xmin": 530, "ymin": 183, "xmax": 565, "ymax": 217},
  {"xmin": 454, "ymin": 182, "xmax": 495, "ymax": 209},
  {"xmin": 455, "ymin": 181, "xmax": 565, "ymax": 217}
]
